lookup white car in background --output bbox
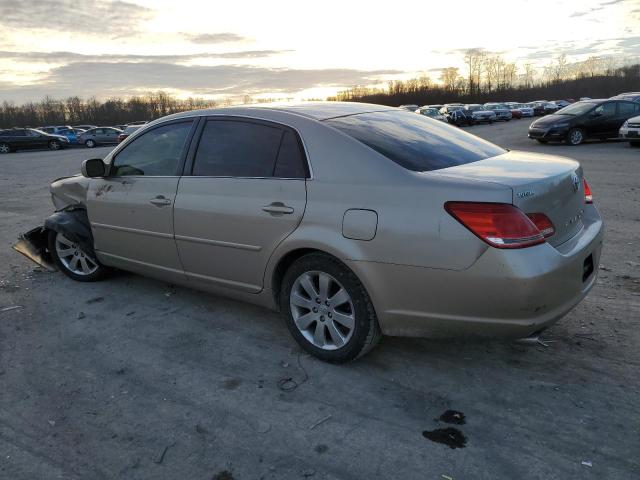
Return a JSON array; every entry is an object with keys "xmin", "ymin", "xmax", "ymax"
[{"xmin": 619, "ymin": 115, "xmax": 640, "ymax": 147}]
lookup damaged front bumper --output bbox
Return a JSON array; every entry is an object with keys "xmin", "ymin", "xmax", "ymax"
[{"xmin": 13, "ymin": 227, "xmax": 57, "ymax": 271}]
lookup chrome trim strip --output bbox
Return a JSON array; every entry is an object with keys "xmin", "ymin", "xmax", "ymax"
[
  {"xmin": 97, "ymin": 251, "xmax": 185, "ymax": 275},
  {"xmin": 91, "ymin": 222, "xmax": 173, "ymax": 239},
  {"xmin": 174, "ymin": 234, "xmax": 261, "ymax": 251},
  {"xmin": 184, "ymin": 270, "xmax": 261, "ymax": 293}
]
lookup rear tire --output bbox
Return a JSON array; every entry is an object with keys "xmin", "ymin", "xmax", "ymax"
[
  {"xmin": 85, "ymin": 139, "xmax": 96, "ymax": 148},
  {"xmin": 280, "ymin": 253, "xmax": 381, "ymax": 363},
  {"xmin": 566, "ymin": 128, "xmax": 585, "ymax": 146},
  {"xmin": 48, "ymin": 140, "xmax": 61, "ymax": 151},
  {"xmin": 48, "ymin": 230, "xmax": 108, "ymax": 282},
  {"xmin": 0, "ymin": 143, "xmax": 10, "ymax": 154}
]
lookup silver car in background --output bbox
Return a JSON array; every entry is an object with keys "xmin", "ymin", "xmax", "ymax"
[
  {"xmin": 18, "ymin": 103, "xmax": 603, "ymax": 363},
  {"xmin": 77, "ymin": 127, "xmax": 124, "ymax": 148},
  {"xmin": 465, "ymin": 104, "xmax": 497, "ymax": 123}
]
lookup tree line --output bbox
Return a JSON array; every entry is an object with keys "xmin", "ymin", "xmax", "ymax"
[
  {"xmin": 330, "ymin": 52, "xmax": 640, "ymax": 106},
  {"xmin": 0, "ymin": 92, "xmax": 222, "ymax": 129}
]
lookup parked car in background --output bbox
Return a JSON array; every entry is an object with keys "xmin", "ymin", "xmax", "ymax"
[
  {"xmin": 415, "ymin": 107, "xmax": 447, "ymax": 122},
  {"xmin": 77, "ymin": 127, "xmax": 123, "ymax": 148},
  {"xmin": 516, "ymin": 104, "xmax": 535, "ymax": 117},
  {"xmin": 25, "ymin": 102, "xmax": 603, "ymax": 363},
  {"xmin": 484, "ymin": 103, "xmax": 512, "ymax": 121},
  {"xmin": 528, "ymin": 99, "xmax": 640, "ymax": 145},
  {"xmin": 398, "ymin": 104, "xmax": 419, "ymax": 112},
  {"xmin": 529, "ymin": 102, "xmax": 547, "ymax": 116},
  {"xmin": 117, "ymin": 124, "xmax": 145, "ymax": 143},
  {"xmin": 465, "ymin": 104, "xmax": 496, "ymax": 123},
  {"xmin": 0, "ymin": 128, "xmax": 69, "ymax": 153},
  {"xmin": 40, "ymin": 126, "xmax": 80, "ymax": 144},
  {"xmin": 439, "ymin": 104, "xmax": 464, "ymax": 115},
  {"xmin": 503, "ymin": 103, "xmax": 522, "ymax": 119},
  {"xmin": 427, "ymin": 104, "xmax": 444, "ymax": 111},
  {"xmin": 552, "ymin": 100, "xmax": 571, "ymax": 109},
  {"xmin": 542, "ymin": 102, "xmax": 560, "ymax": 115},
  {"xmin": 72, "ymin": 125, "xmax": 97, "ymax": 131},
  {"xmin": 610, "ymin": 92, "xmax": 640, "ymax": 103},
  {"xmin": 619, "ymin": 115, "xmax": 640, "ymax": 146},
  {"xmin": 444, "ymin": 108, "xmax": 475, "ymax": 127}
]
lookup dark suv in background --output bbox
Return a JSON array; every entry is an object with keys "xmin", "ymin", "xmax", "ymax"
[
  {"xmin": 0, "ymin": 128, "xmax": 70, "ymax": 153},
  {"xmin": 528, "ymin": 99, "xmax": 640, "ymax": 145}
]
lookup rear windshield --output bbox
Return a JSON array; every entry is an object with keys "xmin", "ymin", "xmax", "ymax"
[{"xmin": 324, "ymin": 111, "xmax": 506, "ymax": 172}]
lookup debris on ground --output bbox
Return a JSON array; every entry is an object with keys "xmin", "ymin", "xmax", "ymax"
[
  {"xmin": 302, "ymin": 468, "xmax": 316, "ymax": 477},
  {"xmin": 309, "ymin": 414, "xmax": 332, "ymax": 430},
  {"xmin": 154, "ymin": 442, "xmax": 175, "ymax": 464},
  {"xmin": 1, "ymin": 305, "xmax": 22, "ymax": 313},
  {"xmin": 86, "ymin": 296, "xmax": 104, "ymax": 304},
  {"xmin": 277, "ymin": 352, "xmax": 309, "ymax": 392},
  {"xmin": 581, "ymin": 460, "xmax": 593, "ymax": 467},
  {"xmin": 442, "ymin": 475, "xmax": 454, "ymax": 480},
  {"xmin": 422, "ymin": 428, "xmax": 467, "ymax": 449},
  {"xmin": 77, "ymin": 312, "xmax": 85, "ymax": 319},
  {"xmin": 439, "ymin": 410, "xmax": 466, "ymax": 425}
]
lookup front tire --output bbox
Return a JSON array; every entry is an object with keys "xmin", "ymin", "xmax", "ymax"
[
  {"xmin": 566, "ymin": 128, "xmax": 585, "ymax": 146},
  {"xmin": 48, "ymin": 230, "xmax": 107, "ymax": 282},
  {"xmin": 0, "ymin": 143, "xmax": 10, "ymax": 154},
  {"xmin": 48, "ymin": 140, "xmax": 61, "ymax": 151},
  {"xmin": 85, "ymin": 139, "xmax": 96, "ymax": 148},
  {"xmin": 280, "ymin": 253, "xmax": 381, "ymax": 363}
]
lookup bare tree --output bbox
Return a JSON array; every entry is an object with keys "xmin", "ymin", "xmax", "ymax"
[{"xmin": 440, "ymin": 67, "xmax": 460, "ymax": 92}]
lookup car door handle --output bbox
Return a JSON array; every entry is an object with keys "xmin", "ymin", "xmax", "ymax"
[
  {"xmin": 150, "ymin": 195, "xmax": 172, "ymax": 207},
  {"xmin": 262, "ymin": 202, "xmax": 294, "ymax": 215}
]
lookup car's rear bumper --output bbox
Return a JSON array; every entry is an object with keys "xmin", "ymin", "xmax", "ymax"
[{"xmin": 349, "ymin": 205, "xmax": 603, "ymax": 339}]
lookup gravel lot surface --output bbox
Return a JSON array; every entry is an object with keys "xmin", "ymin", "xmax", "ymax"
[{"xmin": 1, "ymin": 120, "xmax": 638, "ymax": 479}]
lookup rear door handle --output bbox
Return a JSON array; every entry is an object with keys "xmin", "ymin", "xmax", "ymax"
[
  {"xmin": 150, "ymin": 195, "xmax": 172, "ymax": 207},
  {"xmin": 262, "ymin": 202, "xmax": 294, "ymax": 215}
]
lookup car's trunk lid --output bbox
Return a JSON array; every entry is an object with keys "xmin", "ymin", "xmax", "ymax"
[{"xmin": 433, "ymin": 150, "xmax": 586, "ymax": 246}]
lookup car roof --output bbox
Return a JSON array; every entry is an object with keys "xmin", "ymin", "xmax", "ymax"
[{"xmin": 158, "ymin": 102, "xmax": 397, "ymax": 122}]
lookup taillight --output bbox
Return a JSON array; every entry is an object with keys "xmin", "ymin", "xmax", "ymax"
[
  {"xmin": 583, "ymin": 178, "xmax": 593, "ymax": 204},
  {"xmin": 445, "ymin": 202, "xmax": 545, "ymax": 249},
  {"xmin": 526, "ymin": 213, "xmax": 555, "ymax": 238}
]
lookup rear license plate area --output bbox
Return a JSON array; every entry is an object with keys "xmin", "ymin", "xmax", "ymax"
[{"xmin": 583, "ymin": 254, "xmax": 594, "ymax": 282}]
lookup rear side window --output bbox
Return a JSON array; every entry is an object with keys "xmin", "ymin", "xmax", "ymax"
[
  {"xmin": 619, "ymin": 102, "xmax": 639, "ymax": 115},
  {"xmin": 325, "ymin": 111, "xmax": 505, "ymax": 172},
  {"xmin": 193, "ymin": 119, "xmax": 308, "ymax": 178}
]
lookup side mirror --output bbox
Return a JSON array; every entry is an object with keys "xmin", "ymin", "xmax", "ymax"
[
  {"xmin": 81, "ymin": 158, "xmax": 106, "ymax": 178},
  {"xmin": 590, "ymin": 111, "xmax": 602, "ymax": 118}
]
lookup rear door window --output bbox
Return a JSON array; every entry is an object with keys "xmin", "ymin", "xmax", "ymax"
[
  {"xmin": 324, "ymin": 111, "xmax": 506, "ymax": 172},
  {"xmin": 192, "ymin": 119, "xmax": 309, "ymax": 178},
  {"xmin": 618, "ymin": 102, "xmax": 639, "ymax": 116}
]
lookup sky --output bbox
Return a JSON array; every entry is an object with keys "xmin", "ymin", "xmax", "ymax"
[{"xmin": 0, "ymin": 0, "xmax": 638, "ymax": 103}]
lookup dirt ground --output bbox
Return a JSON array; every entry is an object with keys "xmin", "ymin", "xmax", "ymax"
[{"xmin": 1, "ymin": 120, "xmax": 639, "ymax": 480}]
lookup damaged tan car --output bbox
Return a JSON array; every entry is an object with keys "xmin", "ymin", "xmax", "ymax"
[{"xmin": 15, "ymin": 103, "xmax": 603, "ymax": 363}]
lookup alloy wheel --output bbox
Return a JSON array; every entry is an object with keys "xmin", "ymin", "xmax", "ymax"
[
  {"xmin": 289, "ymin": 271, "xmax": 355, "ymax": 350},
  {"xmin": 569, "ymin": 129, "xmax": 583, "ymax": 145},
  {"xmin": 55, "ymin": 233, "xmax": 99, "ymax": 276},
  {"xmin": 0, "ymin": 144, "xmax": 9, "ymax": 153}
]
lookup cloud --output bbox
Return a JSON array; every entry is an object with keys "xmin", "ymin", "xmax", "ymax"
[
  {"xmin": 0, "ymin": 0, "xmax": 152, "ymax": 35},
  {"xmin": 0, "ymin": 49, "xmax": 292, "ymax": 63},
  {"xmin": 182, "ymin": 33, "xmax": 248, "ymax": 44},
  {"xmin": 0, "ymin": 62, "xmax": 401, "ymax": 102}
]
